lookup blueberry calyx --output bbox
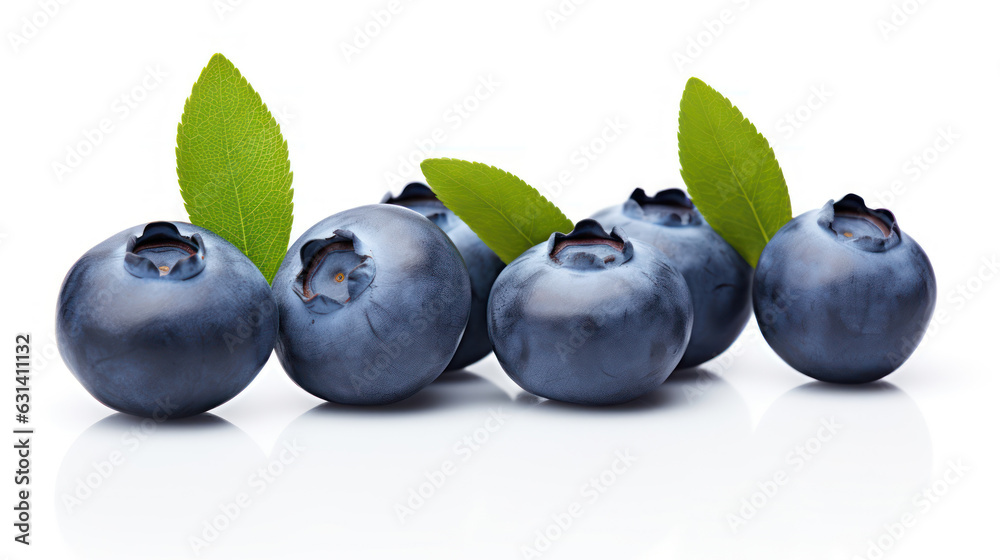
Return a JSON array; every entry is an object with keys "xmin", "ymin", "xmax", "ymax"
[
  {"xmin": 293, "ymin": 229, "xmax": 375, "ymax": 314},
  {"xmin": 622, "ymin": 188, "xmax": 701, "ymax": 227},
  {"xmin": 123, "ymin": 222, "xmax": 206, "ymax": 280},
  {"xmin": 547, "ymin": 219, "xmax": 634, "ymax": 269},
  {"xmin": 380, "ymin": 182, "xmax": 439, "ymax": 205},
  {"xmin": 819, "ymin": 194, "xmax": 901, "ymax": 252},
  {"xmin": 382, "ymin": 182, "xmax": 455, "ymax": 229}
]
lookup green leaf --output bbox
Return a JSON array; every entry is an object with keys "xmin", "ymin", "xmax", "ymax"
[
  {"xmin": 419, "ymin": 158, "xmax": 574, "ymax": 264},
  {"xmin": 177, "ymin": 53, "xmax": 294, "ymax": 283},
  {"xmin": 678, "ymin": 77, "xmax": 792, "ymax": 267}
]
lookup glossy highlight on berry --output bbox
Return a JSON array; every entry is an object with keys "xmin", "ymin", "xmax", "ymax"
[
  {"xmin": 488, "ymin": 219, "xmax": 693, "ymax": 405},
  {"xmin": 752, "ymin": 194, "xmax": 936, "ymax": 383},
  {"xmin": 56, "ymin": 221, "xmax": 279, "ymax": 419},
  {"xmin": 382, "ymin": 183, "xmax": 505, "ymax": 370},
  {"xmin": 272, "ymin": 204, "xmax": 472, "ymax": 405},
  {"xmin": 592, "ymin": 188, "xmax": 752, "ymax": 368}
]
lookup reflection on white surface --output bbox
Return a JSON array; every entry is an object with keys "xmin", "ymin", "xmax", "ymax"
[
  {"xmin": 53, "ymin": 370, "xmax": 931, "ymax": 560},
  {"xmin": 55, "ymin": 414, "xmax": 265, "ymax": 559},
  {"xmin": 747, "ymin": 383, "xmax": 932, "ymax": 551},
  {"xmin": 492, "ymin": 369, "xmax": 754, "ymax": 560},
  {"xmin": 653, "ymin": 381, "xmax": 932, "ymax": 559}
]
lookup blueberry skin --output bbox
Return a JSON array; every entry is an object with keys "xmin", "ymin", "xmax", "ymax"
[
  {"xmin": 56, "ymin": 222, "xmax": 278, "ymax": 419},
  {"xmin": 753, "ymin": 194, "xmax": 936, "ymax": 383},
  {"xmin": 273, "ymin": 204, "xmax": 471, "ymax": 405},
  {"xmin": 592, "ymin": 188, "xmax": 752, "ymax": 368},
  {"xmin": 382, "ymin": 183, "xmax": 505, "ymax": 370},
  {"xmin": 488, "ymin": 219, "xmax": 693, "ymax": 405}
]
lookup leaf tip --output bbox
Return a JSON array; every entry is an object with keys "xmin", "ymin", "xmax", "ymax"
[
  {"xmin": 684, "ymin": 76, "xmax": 706, "ymax": 89},
  {"xmin": 208, "ymin": 52, "xmax": 232, "ymax": 67}
]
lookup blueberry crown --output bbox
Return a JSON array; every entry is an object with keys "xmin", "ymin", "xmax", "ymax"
[
  {"xmin": 818, "ymin": 194, "xmax": 902, "ymax": 252},
  {"xmin": 623, "ymin": 188, "xmax": 702, "ymax": 226},
  {"xmin": 547, "ymin": 219, "xmax": 634, "ymax": 269},
  {"xmin": 381, "ymin": 182, "xmax": 454, "ymax": 227},
  {"xmin": 123, "ymin": 222, "xmax": 206, "ymax": 281},
  {"xmin": 380, "ymin": 182, "xmax": 440, "ymax": 205},
  {"xmin": 293, "ymin": 229, "xmax": 375, "ymax": 314}
]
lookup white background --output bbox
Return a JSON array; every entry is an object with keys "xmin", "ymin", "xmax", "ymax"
[{"xmin": 2, "ymin": 0, "xmax": 998, "ymax": 558}]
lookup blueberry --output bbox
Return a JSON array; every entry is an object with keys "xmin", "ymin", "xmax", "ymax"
[
  {"xmin": 272, "ymin": 204, "xmax": 471, "ymax": 405},
  {"xmin": 487, "ymin": 219, "xmax": 693, "ymax": 405},
  {"xmin": 592, "ymin": 188, "xmax": 752, "ymax": 368},
  {"xmin": 753, "ymin": 194, "xmax": 936, "ymax": 383},
  {"xmin": 382, "ymin": 182, "xmax": 505, "ymax": 370},
  {"xmin": 56, "ymin": 222, "xmax": 278, "ymax": 419}
]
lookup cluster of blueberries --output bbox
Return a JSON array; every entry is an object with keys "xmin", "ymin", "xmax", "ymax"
[{"xmin": 56, "ymin": 185, "xmax": 936, "ymax": 419}]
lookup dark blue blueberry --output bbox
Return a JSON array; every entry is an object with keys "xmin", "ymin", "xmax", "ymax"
[
  {"xmin": 382, "ymin": 182, "xmax": 505, "ymax": 370},
  {"xmin": 56, "ymin": 222, "xmax": 278, "ymax": 419},
  {"xmin": 753, "ymin": 194, "xmax": 936, "ymax": 383},
  {"xmin": 488, "ymin": 219, "xmax": 693, "ymax": 405},
  {"xmin": 592, "ymin": 188, "xmax": 752, "ymax": 368},
  {"xmin": 272, "ymin": 204, "xmax": 471, "ymax": 405}
]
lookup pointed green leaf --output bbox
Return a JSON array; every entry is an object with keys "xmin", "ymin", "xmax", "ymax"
[
  {"xmin": 678, "ymin": 77, "xmax": 792, "ymax": 267},
  {"xmin": 177, "ymin": 53, "xmax": 294, "ymax": 283},
  {"xmin": 420, "ymin": 158, "xmax": 574, "ymax": 264}
]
